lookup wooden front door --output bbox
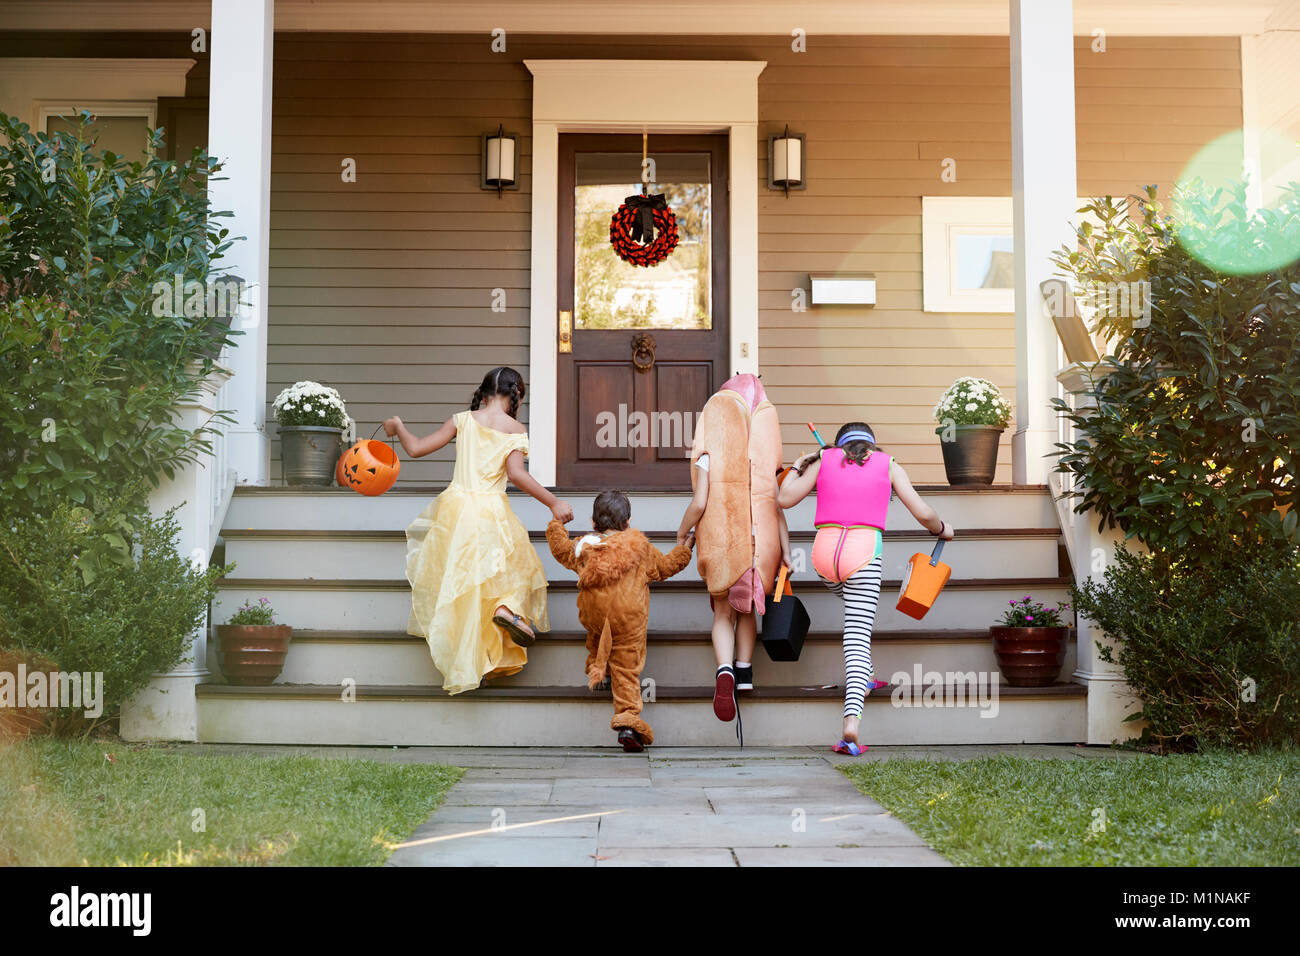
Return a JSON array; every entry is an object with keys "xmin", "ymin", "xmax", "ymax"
[{"xmin": 557, "ymin": 133, "xmax": 729, "ymax": 489}]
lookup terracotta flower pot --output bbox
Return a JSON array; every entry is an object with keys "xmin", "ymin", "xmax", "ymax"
[
  {"xmin": 938, "ymin": 424, "xmax": 1004, "ymax": 486},
  {"xmin": 0, "ymin": 648, "xmax": 55, "ymax": 741},
  {"xmin": 217, "ymin": 624, "xmax": 292, "ymax": 686},
  {"xmin": 990, "ymin": 625, "xmax": 1069, "ymax": 687}
]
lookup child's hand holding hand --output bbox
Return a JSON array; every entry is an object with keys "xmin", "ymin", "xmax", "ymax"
[
  {"xmin": 383, "ymin": 416, "xmax": 402, "ymax": 437},
  {"xmin": 551, "ymin": 500, "xmax": 575, "ymax": 523},
  {"xmin": 684, "ymin": 531, "xmax": 696, "ymax": 551},
  {"xmin": 677, "ymin": 526, "xmax": 694, "ymax": 547}
]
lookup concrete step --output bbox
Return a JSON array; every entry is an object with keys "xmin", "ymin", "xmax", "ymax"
[
  {"xmin": 212, "ymin": 576, "xmax": 1074, "ymax": 634},
  {"xmin": 268, "ymin": 628, "xmax": 1077, "ymax": 688},
  {"xmin": 220, "ymin": 527, "xmax": 1064, "ymax": 583},
  {"xmin": 224, "ymin": 484, "xmax": 1058, "ymax": 533},
  {"xmin": 194, "ymin": 681, "xmax": 1087, "ymax": 746}
]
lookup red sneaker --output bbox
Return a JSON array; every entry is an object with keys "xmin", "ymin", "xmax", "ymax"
[{"xmin": 713, "ymin": 666, "xmax": 736, "ymax": 722}]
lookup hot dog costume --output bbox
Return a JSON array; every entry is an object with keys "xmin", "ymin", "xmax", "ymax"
[
  {"xmin": 690, "ymin": 373, "xmax": 784, "ymax": 614},
  {"xmin": 546, "ymin": 520, "xmax": 692, "ymax": 745}
]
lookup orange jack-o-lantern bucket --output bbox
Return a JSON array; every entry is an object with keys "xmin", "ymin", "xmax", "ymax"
[
  {"xmin": 896, "ymin": 538, "xmax": 952, "ymax": 621},
  {"xmin": 335, "ymin": 451, "xmax": 348, "ymax": 487},
  {"xmin": 339, "ymin": 429, "xmax": 401, "ymax": 496}
]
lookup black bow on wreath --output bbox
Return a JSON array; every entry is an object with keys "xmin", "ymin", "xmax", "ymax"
[{"xmin": 624, "ymin": 192, "xmax": 667, "ymax": 244}]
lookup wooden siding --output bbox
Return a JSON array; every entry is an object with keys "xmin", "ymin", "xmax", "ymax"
[
  {"xmin": 265, "ymin": 33, "xmax": 1240, "ymax": 486},
  {"xmin": 0, "ymin": 30, "xmax": 1238, "ymax": 487}
]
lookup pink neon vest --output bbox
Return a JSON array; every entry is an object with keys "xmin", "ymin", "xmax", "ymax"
[{"xmin": 814, "ymin": 448, "xmax": 891, "ymax": 530}]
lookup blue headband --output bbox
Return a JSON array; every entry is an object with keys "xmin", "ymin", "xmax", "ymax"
[{"xmin": 837, "ymin": 429, "xmax": 875, "ymax": 447}]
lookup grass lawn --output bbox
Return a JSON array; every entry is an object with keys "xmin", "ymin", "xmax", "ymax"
[
  {"xmin": 841, "ymin": 750, "xmax": 1300, "ymax": 866},
  {"xmin": 0, "ymin": 739, "xmax": 462, "ymax": 866}
]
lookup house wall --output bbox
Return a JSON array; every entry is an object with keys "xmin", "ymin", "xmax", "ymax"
[
  {"xmin": 0, "ymin": 31, "xmax": 1243, "ymax": 486},
  {"xmin": 265, "ymin": 32, "xmax": 1240, "ymax": 486}
]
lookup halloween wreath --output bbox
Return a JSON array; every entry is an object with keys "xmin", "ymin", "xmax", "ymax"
[{"xmin": 609, "ymin": 191, "xmax": 679, "ymax": 268}]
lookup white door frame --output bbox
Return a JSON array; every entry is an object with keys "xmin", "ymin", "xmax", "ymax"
[{"xmin": 523, "ymin": 59, "xmax": 766, "ymax": 486}]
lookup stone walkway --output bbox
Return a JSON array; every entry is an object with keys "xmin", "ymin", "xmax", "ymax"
[{"xmin": 177, "ymin": 742, "xmax": 1133, "ymax": 866}]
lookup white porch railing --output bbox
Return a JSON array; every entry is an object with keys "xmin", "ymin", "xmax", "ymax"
[
  {"xmin": 207, "ymin": 348, "xmax": 237, "ymax": 555},
  {"xmin": 1049, "ymin": 363, "xmax": 1092, "ymax": 578}
]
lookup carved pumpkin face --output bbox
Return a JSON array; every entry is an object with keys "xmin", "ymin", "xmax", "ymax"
[{"xmin": 339, "ymin": 439, "xmax": 401, "ymax": 496}]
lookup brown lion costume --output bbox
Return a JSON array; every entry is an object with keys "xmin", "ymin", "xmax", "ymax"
[{"xmin": 547, "ymin": 519, "xmax": 692, "ymax": 744}]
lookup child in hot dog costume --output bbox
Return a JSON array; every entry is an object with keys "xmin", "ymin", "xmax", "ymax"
[{"xmin": 677, "ymin": 373, "xmax": 790, "ymax": 725}]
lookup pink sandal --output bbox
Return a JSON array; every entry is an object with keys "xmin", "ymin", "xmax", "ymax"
[{"xmin": 832, "ymin": 740, "xmax": 868, "ymax": 756}]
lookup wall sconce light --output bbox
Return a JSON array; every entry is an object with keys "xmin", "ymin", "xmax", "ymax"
[
  {"xmin": 481, "ymin": 124, "xmax": 519, "ymax": 195},
  {"xmin": 768, "ymin": 125, "xmax": 806, "ymax": 194}
]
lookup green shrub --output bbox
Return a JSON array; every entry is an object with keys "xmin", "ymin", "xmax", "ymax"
[
  {"xmin": 0, "ymin": 488, "xmax": 226, "ymax": 734},
  {"xmin": 0, "ymin": 111, "xmax": 238, "ymax": 514},
  {"xmin": 1051, "ymin": 182, "xmax": 1300, "ymax": 560},
  {"xmin": 1072, "ymin": 545, "xmax": 1300, "ymax": 752}
]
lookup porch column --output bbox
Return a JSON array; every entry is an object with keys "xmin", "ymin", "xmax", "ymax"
[
  {"xmin": 1009, "ymin": 0, "xmax": 1076, "ymax": 485},
  {"xmin": 122, "ymin": 366, "xmax": 232, "ymax": 742},
  {"xmin": 208, "ymin": 0, "xmax": 274, "ymax": 486}
]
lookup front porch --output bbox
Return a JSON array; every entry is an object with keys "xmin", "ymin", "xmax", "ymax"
[{"xmin": 6, "ymin": 0, "xmax": 1291, "ymax": 747}]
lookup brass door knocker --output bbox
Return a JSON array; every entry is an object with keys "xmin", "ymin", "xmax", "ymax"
[{"xmin": 632, "ymin": 332, "xmax": 656, "ymax": 372}]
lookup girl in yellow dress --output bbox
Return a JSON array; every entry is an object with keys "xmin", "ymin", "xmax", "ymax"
[{"xmin": 384, "ymin": 367, "xmax": 574, "ymax": 694}]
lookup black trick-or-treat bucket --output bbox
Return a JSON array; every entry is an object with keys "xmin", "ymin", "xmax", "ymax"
[{"xmin": 760, "ymin": 565, "xmax": 810, "ymax": 662}]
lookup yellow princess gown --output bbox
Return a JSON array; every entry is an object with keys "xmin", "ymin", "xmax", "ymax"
[{"xmin": 405, "ymin": 410, "xmax": 549, "ymax": 694}]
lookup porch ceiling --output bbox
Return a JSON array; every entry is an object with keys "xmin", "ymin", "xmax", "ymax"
[{"xmin": 0, "ymin": 0, "xmax": 1288, "ymax": 36}]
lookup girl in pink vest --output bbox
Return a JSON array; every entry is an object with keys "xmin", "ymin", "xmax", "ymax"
[{"xmin": 778, "ymin": 422, "xmax": 955, "ymax": 754}]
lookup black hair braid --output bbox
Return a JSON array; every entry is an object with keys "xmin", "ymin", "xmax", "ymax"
[{"xmin": 469, "ymin": 366, "xmax": 526, "ymax": 420}]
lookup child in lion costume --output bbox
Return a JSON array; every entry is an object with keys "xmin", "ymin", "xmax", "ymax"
[{"xmin": 547, "ymin": 491, "xmax": 694, "ymax": 752}]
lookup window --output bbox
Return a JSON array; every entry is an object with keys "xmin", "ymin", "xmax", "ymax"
[
  {"xmin": 573, "ymin": 151, "xmax": 712, "ymax": 330},
  {"xmin": 921, "ymin": 197, "xmax": 1017, "ymax": 313},
  {"xmin": 922, "ymin": 196, "xmax": 1098, "ymax": 313},
  {"xmin": 39, "ymin": 101, "xmax": 154, "ymax": 162}
]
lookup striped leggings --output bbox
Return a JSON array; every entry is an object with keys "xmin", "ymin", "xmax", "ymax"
[{"xmin": 823, "ymin": 555, "xmax": 884, "ymax": 720}]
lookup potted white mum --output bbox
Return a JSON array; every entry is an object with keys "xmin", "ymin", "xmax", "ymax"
[
  {"xmin": 932, "ymin": 377, "xmax": 1012, "ymax": 485},
  {"xmin": 273, "ymin": 381, "xmax": 354, "ymax": 486}
]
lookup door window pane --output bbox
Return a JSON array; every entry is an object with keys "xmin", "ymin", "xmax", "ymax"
[{"xmin": 574, "ymin": 151, "xmax": 711, "ymax": 330}]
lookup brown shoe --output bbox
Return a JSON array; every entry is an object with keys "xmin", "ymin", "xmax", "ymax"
[{"xmin": 492, "ymin": 610, "xmax": 535, "ymax": 647}]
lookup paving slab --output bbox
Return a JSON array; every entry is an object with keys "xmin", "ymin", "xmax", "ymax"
[
  {"xmin": 441, "ymin": 782, "xmax": 554, "ymax": 806},
  {"xmin": 595, "ymin": 847, "xmax": 738, "ymax": 867},
  {"xmin": 546, "ymin": 783, "xmax": 716, "ymax": 809},
  {"xmin": 704, "ymin": 785, "xmax": 886, "ymax": 816},
  {"xmin": 594, "ymin": 810, "xmax": 925, "ymax": 849},
  {"xmin": 387, "ymin": 836, "xmax": 598, "ymax": 867},
  {"xmin": 734, "ymin": 846, "xmax": 951, "ymax": 866}
]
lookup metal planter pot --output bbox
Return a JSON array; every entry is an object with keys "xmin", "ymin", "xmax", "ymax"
[
  {"xmin": 217, "ymin": 624, "xmax": 293, "ymax": 686},
  {"xmin": 279, "ymin": 425, "xmax": 343, "ymax": 486},
  {"xmin": 938, "ymin": 424, "xmax": 1003, "ymax": 486},
  {"xmin": 990, "ymin": 625, "xmax": 1069, "ymax": 687}
]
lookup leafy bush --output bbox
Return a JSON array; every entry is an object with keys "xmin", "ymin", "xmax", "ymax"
[
  {"xmin": 1072, "ymin": 545, "xmax": 1300, "ymax": 752},
  {"xmin": 995, "ymin": 596, "xmax": 1071, "ymax": 628},
  {"xmin": 225, "ymin": 598, "xmax": 277, "ymax": 627},
  {"xmin": 1051, "ymin": 182, "xmax": 1300, "ymax": 559},
  {"xmin": 0, "ymin": 488, "xmax": 226, "ymax": 733},
  {"xmin": 932, "ymin": 376, "xmax": 1013, "ymax": 428},
  {"xmin": 0, "ymin": 111, "xmax": 238, "ymax": 514}
]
